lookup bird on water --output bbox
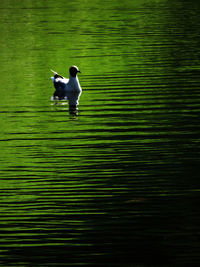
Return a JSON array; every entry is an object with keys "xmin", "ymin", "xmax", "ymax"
[{"xmin": 51, "ymin": 65, "xmax": 82, "ymax": 112}]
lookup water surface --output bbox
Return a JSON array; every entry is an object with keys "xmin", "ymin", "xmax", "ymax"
[{"xmin": 0, "ymin": 0, "xmax": 200, "ymax": 266}]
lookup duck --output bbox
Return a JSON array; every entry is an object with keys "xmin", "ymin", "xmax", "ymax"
[{"xmin": 51, "ymin": 65, "xmax": 82, "ymax": 111}]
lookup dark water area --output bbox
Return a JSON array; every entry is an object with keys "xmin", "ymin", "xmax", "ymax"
[{"xmin": 0, "ymin": 0, "xmax": 200, "ymax": 266}]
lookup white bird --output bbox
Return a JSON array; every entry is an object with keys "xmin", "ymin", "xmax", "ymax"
[{"xmin": 51, "ymin": 65, "xmax": 82, "ymax": 111}]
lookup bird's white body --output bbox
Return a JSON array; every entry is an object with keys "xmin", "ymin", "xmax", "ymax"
[
  {"xmin": 51, "ymin": 72, "xmax": 82, "ymax": 106},
  {"xmin": 64, "ymin": 75, "xmax": 82, "ymax": 106}
]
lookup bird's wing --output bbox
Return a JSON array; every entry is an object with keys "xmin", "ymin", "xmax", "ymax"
[
  {"xmin": 51, "ymin": 76, "xmax": 68, "ymax": 85},
  {"xmin": 50, "ymin": 69, "xmax": 64, "ymax": 79}
]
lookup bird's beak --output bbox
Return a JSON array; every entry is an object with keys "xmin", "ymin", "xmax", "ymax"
[{"xmin": 78, "ymin": 70, "xmax": 81, "ymax": 73}]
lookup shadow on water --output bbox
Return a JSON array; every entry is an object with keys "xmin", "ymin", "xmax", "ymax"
[{"xmin": 51, "ymin": 100, "xmax": 79, "ymax": 117}]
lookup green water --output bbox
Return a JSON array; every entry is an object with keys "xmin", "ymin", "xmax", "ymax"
[{"xmin": 0, "ymin": 0, "xmax": 200, "ymax": 266}]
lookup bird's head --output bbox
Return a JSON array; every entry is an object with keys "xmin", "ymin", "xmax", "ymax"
[{"xmin": 69, "ymin": 66, "xmax": 81, "ymax": 77}]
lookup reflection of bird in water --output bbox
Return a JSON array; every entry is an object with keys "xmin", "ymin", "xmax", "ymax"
[{"xmin": 51, "ymin": 66, "xmax": 82, "ymax": 113}]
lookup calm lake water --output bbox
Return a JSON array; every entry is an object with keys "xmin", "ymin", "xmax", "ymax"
[{"xmin": 0, "ymin": 0, "xmax": 200, "ymax": 266}]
